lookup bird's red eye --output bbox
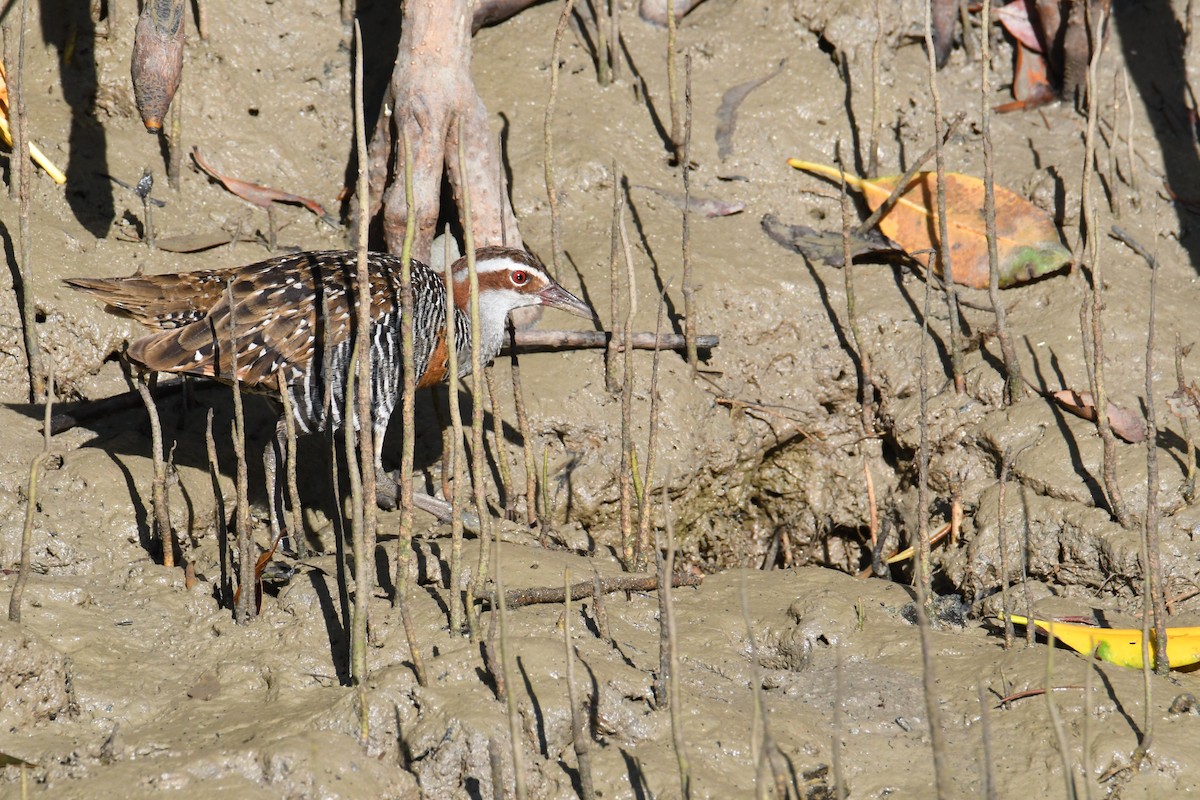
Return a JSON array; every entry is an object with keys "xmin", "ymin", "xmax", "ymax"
[{"xmin": 511, "ymin": 270, "xmax": 529, "ymax": 285}]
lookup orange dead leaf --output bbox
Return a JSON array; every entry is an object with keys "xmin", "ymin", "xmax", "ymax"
[
  {"xmin": 787, "ymin": 160, "xmax": 1071, "ymax": 289},
  {"xmin": 1049, "ymin": 388, "xmax": 1146, "ymax": 443}
]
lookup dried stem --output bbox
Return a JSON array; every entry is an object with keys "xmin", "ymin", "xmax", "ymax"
[
  {"xmin": 485, "ymin": 367, "xmax": 513, "ymax": 514},
  {"xmin": 277, "ymin": 384, "xmax": 305, "ymax": 558},
  {"xmin": 205, "ymin": 409, "xmax": 230, "ymax": 606},
  {"xmin": 915, "ymin": 269, "xmax": 950, "ymax": 796},
  {"xmin": 134, "ymin": 374, "xmax": 174, "ymax": 568},
  {"xmin": 1077, "ymin": 8, "xmax": 1130, "ymax": 529},
  {"xmin": 998, "ymin": 446, "xmax": 1015, "ymax": 649},
  {"xmin": 681, "ymin": 56, "xmax": 697, "ymax": 369},
  {"xmin": 8, "ymin": 1, "xmax": 45, "ymax": 401},
  {"xmin": 977, "ymin": 681, "xmax": 996, "ymax": 800},
  {"xmin": 634, "ymin": 292, "xmax": 666, "ymax": 571},
  {"xmin": 739, "ymin": 576, "xmax": 787, "ymax": 798},
  {"xmin": 837, "ymin": 143, "xmax": 874, "ymax": 435},
  {"xmin": 1082, "ymin": 644, "xmax": 1096, "ymax": 800},
  {"xmin": 444, "ymin": 233, "xmax": 466, "ymax": 633},
  {"xmin": 867, "ymin": 0, "xmax": 883, "ymax": 178},
  {"xmin": 663, "ymin": 482, "xmax": 690, "ymax": 798},
  {"xmin": 8, "ymin": 364, "xmax": 52, "ymax": 623},
  {"xmin": 1132, "ymin": 233, "xmax": 1167, "ymax": 673},
  {"xmin": 609, "ymin": 0, "xmax": 620, "ymax": 82},
  {"xmin": 350, "ymin": 20, "xmax": 376, "ymax": 687},
  {"xmin": 924, "ymin": 0, "xmax": 964, "ymax": 396},
  {"xmin": 1176, "ymin": 333, "xmax": 1196, "ymax": 499},
  {"xmin": 981, "ymin": 0, "xmax": 1024, "ymax": 403},
  {"xmin": 618, "ymin": 206, "xmax": 638, "ymax": 569},
  {"xmin": 1044, "ymin": 628, "xmax": 1077, "ymax": 799},
  {"xmin": 1121, "ymin": 69, "xmax": 1140, "ymax": 209},
  {"xmin": 665, "ymin": 0, "xmax": 682, "ymax": 162},
  {"xmin": 228, "ymin": 282, "xmax": 254, "ymax": 624},
  {"xmin": 544, "ymin": 0, "xmax": 580, "ymax": 280},
  {"xmin": 606, "ymin": 165, "xmax": 623, "ymax": 393},
  {"xmin": 510, "ymin": 335, "xmax": 539, "ymax": 527},
  {"xmin": 481, "ymin": 572, "xmax": 702, "ymax": 608},
  {"xmin": 563, "ymin": 569, "xmax": 596, "ymax": 800},
  {"xmin": 595, "ymin": 0, "xmax": 611, "ymax": 85},
  {"xmin": 167, "ymin": 79, "xmax": 183, "ymax": 190},
  {"xmin": 495, "ymin": 541, "xmax": 527, "ymax": 800}
]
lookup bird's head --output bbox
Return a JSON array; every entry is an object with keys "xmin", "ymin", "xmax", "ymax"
[{"xmin": 453, "ymin": 247, "xmax": 594, "ymax": 321}]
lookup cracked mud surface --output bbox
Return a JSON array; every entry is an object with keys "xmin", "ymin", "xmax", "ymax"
[{"xmin": 4, "ymin": 0, "xmax": 1200, "ymax": 797}]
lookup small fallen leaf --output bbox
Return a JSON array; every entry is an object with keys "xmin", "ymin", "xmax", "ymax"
[
  {"xmin": 787, "ymin": 160, "xmax": 1071, "ymax": 289},
  {"xmin": 1007, "ymin": 614, "xmax": 1200, "ymax": 670},
  {"xmin": 192, "ymin": 147, "xmax": 338, "ymax": 227},
  {"xmin": 1049, "ymin": 388, "xmax": 1146, "ymax": 444}
]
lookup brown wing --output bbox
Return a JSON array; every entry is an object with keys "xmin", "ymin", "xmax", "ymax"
[
  {"xmin": 125, "ymin": 251, "xmax": 396, "ymax": 389},
  {"xmin": 65, "ymin": 270, "xmax": 236, "ymax": 330}
]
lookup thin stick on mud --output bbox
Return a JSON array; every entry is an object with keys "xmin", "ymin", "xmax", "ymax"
[
  {"xmin": 594, "ymin": 0, "xmax": 611, "ymax": 85},
  {"xmin": 665, "ymin": 0, "xmax": 682, "ymax": 162},
  {"xmin": 489, "ymin": 735, "xmax": 505, "ymax": 800},
  {"xmin": 606, "ymin": 163, "xmax": 623, "ymax": 393},
  {"xmin": 563, "ymin": 569, "xmax": 596, "ymax": 800},
  {"xmin": 167, "ymin": 79, "xmax": 183, "ymax": 190},
  {"xmin": 832, "ymin": 646, "xmax": 847, "ymax": 800},
  {"xmin": 1121, "ymin": 69, "xmax": 1140, "ymax": 209},
  {"xmin": 7, "ymin": 2, "xmax": 46, "ymax": 401},
  {"xmin": 1044, "ymin": 627, "xmax": 1078, "ymax": 799},
  {"xmin": 867, "ymin": 0, "xmax": 883, "ymax": 178},
  {"xmin": 738, "ymin": 575, "xmax": 788, "ymax": 798},
  {"xmin": 923, "ymin": 0, "xmax": 964, "ymax": 396},
  {"xmin": 461, "ymin": 136, "xmax": 495, "ymax": 622},
  {"xmin": 350, "ymin": 20, "xmax": 376, "ymax": 687},
  {"xmin": 8, "ymin": 363, "xmax": 52, "ymax": 624},
  {"xmin": 681, "ymin": 55, "xmax": 698, "ymax": 369},
  {"xmin": 205, "ymin": 409, "xmax": 230, "ymax": 606},
  {"xmin": 510, "ymin": 332, "xmax": 539, "ymax": 528},
  {"xmin": 444, "ymin": 234, "xmax": 467, "ymax": 633},
  {"xmin": 663, "ymin": 482, "xmax": 691, "ymax": 799},
  {"xmin": 837, "ymin": 141, "xmax": 874, "ymax": 435},
  {"xmin": 1175, "ymin": 333, "xmax": 1196, "ymax": 500},
  {"xmin": 618, "ymin": 205, "xmax": 638, "ymax": 569},
  {"xmin": 277, "ymin": 384, "xmax": 305, "ymax": 558},
  {"xmin": 609, "ymin": 0, "xmax": 620, "ymax": 82},
  {"xmin": 495, "ymin": 540, "xmax": 528, "ymax": 800},
  {"xmin": 3, "ymin": 22, "xmax": 21, "ymax": 202},
  {"xmin": 1078, "ymin": 9, "xmax": 1130, "ymax": 529},
  {"xmin": 135, "ymin": 372, "xmax": 175, "ymax": 568},
  {"xmin": 1083, "ymin": 644, "xmax": 1097, "ymax": 800},
  {"xmin": 544, "ymin": 0, "xmax": 579, "ymax": 280},
  {"xmin": 1139, "ymin": 235, "xmax": 1167, "ymax": 674},
  {"xmin": 978, "ymin": 681, "xmax": 997, "ymax": 800},
  {"xmin": 634, "ymin": 291, "xmax": 667, "ymax": 571},
  {"xmin": 980, "ymin": 0, "xmax": 1024, "ymax": 404},
  {"xmin": 485, "ymin": 367, "xmax": 513, "ymax": 514},
  {"xmin": 915, "ymin": 269, "xmax": 950, "ymax": 797},
  {"xmin": 997, "ymin": 446, "xmax": 1015, "ymax": 649},
  {"xmin": 481, "ymin": 571, "xmax": 702, "ymax": 608},
  {"xmin": 227, "ymin": 281, "xmax": 254, "ymax": 624},
  {"xmin": 1108, "ymin": 69, "xmax": 1122, "ymax": 220}
]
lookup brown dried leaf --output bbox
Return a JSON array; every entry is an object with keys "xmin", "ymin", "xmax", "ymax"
[
  {"xmin": 1050, "ymin": 389, "xmax": 1146, "ymax": 444},
  {"xmin": 192, "ymin": 147, "xmax": 337, "ymax": 227}
]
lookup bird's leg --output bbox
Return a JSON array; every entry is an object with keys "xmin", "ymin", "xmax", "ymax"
[{"xmin": 373, "ymin": 422, "xmax": 399, "ymax": 511}]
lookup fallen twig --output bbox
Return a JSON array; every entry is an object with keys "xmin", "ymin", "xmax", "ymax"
[{"xmin": 478, "ymin": 572, "xmax": 702, "ymax": 609}]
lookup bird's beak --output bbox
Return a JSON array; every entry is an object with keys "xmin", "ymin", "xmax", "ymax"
[{"xmin": 538, "ymin": 282, "xmax": 595, "ymax": 321}]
